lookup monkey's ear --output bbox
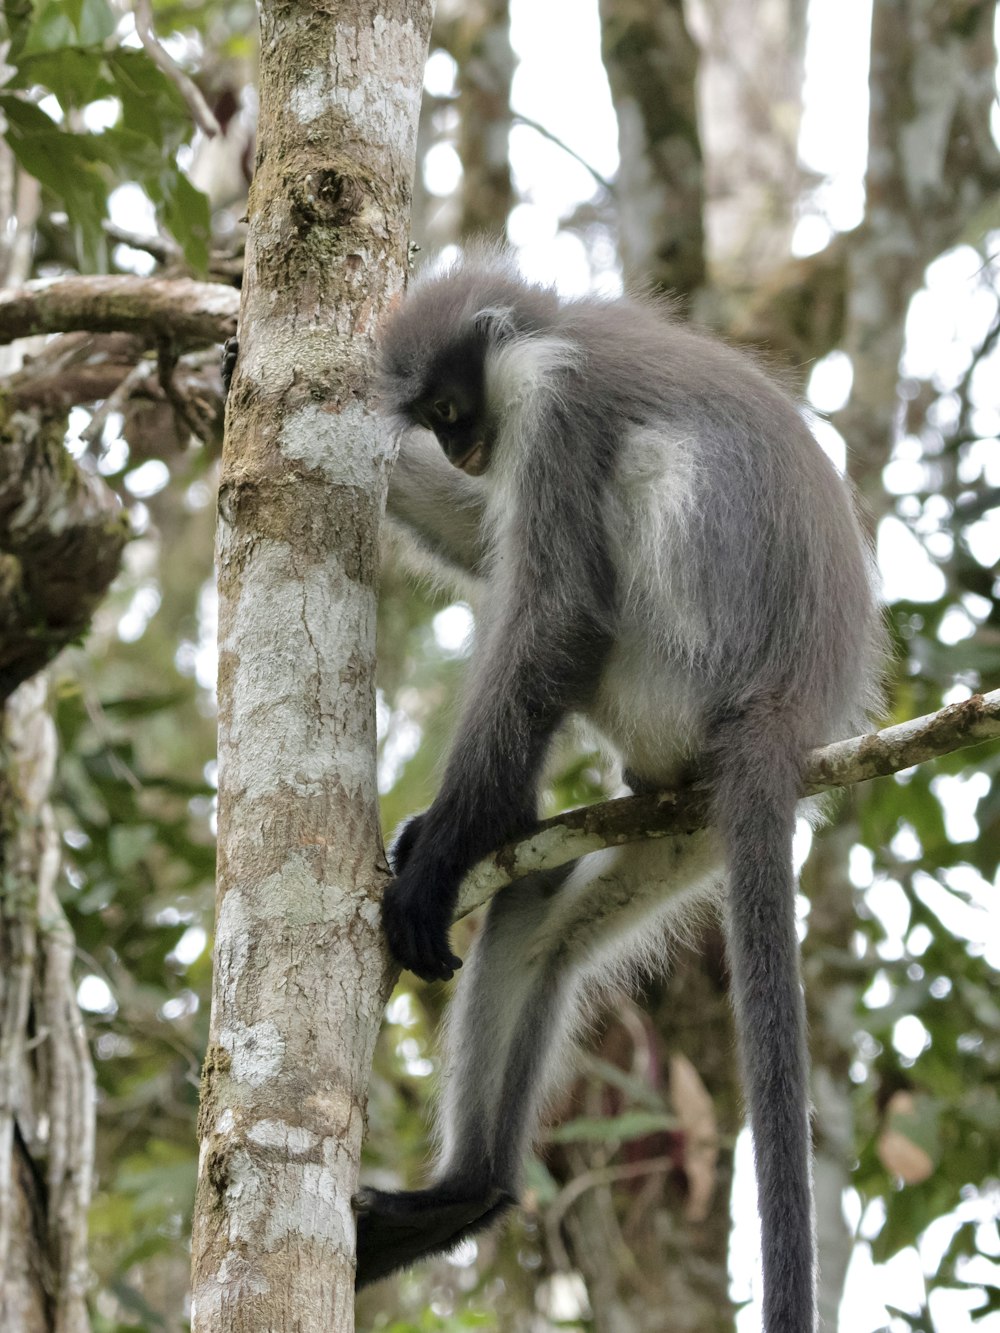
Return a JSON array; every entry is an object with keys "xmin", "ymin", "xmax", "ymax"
[{"xmin": 473, "ymin": 306, "xmax": 517, "ymax": 343}]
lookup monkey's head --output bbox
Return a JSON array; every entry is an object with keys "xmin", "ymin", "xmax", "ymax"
[{"xmin": 378, "ymin": 252, "xmax": 558, "ymax": 476}]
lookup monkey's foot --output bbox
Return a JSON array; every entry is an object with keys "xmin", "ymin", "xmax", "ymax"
[{"xmin": 354, "ymin": 1183, "xmax": 515, "ymax": 1288}]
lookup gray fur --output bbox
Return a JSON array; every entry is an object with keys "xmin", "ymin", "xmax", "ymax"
[{"xmin": 361, "ymin": 250, "xmax": 885, "ymax": 1332}]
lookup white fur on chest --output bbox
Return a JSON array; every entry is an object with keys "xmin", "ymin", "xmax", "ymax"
[{"xmin": 589, "ymin": 424, "xmax": 710, "ymax": 783}]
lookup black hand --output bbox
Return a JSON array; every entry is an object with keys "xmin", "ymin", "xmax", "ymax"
[{"xmin": 381, "ymin": 861, "xmax": 462, "ymax": 983}]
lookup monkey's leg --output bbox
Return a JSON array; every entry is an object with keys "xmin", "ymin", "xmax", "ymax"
[
  {"xmin": 355, "ymin": 832, "xmax": 723, "ymax": 1288},
  {"xmin": 355, "ymin": 867, "xmax": 564, "ymax": 1288}
]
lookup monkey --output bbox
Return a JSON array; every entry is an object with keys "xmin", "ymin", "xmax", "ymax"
[{"xmin": 355, "ymin": 249, "xmax": 884, "ymax": 1333}]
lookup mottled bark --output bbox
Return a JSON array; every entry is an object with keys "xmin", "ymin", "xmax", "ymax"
[
  {"xmin": 189, "ymin": 3, "xmax": 432, "ymax": 1332},
  {"xmin": 0, "ymin": 677, "xmax": 96, "ymax": 1333},
  {"xmin": 836, "ymin": 0, "xmax": 1000, "ymax": 476},
  {"xmin": 688, "ymin": 0, "xmax": 808, "ymax": 284},
  {"xmin": 598, "ymin": 0, "xmax": 706, "ymax": 303},
  {"xmin": 0, "ymin": 410, "xmax": 128, "ymax": 699},
  {"xmin": 0, "ymin": 276, "xmax": 238, "ymax": 350},
  {"xmin": 439, "ymin": 0, "xmax": 515, "ymax": 240}
]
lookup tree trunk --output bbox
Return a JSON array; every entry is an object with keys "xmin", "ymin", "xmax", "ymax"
[
  {"xmin": 0, "ymin": 376, "xmax": 123, "ymax": 1332},
  {"xmin": 189, "ymin": 3, "xmax": 432, "ymax": 1332},
  {"xmin": 0, "ymin": 678, "xmax": 95, "ymax": 1333},
  {"xmin": 836, "ymin": 0, "xmax": 1000, "ymax": 477},
  {"xmin": 441, "ymin": 0, "xmax": 516, "ymax": 240},
  {"xmin": 598, "ymin": 0, "xmax": 706, "ymax": 305}
]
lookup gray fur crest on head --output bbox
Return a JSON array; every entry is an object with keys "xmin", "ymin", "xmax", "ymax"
[{"xmin": 376, "ymin": 246, "xmax": 559, "ymax": 420}]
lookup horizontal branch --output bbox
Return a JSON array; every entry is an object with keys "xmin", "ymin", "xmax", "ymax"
[
  {"xmin": 455, "ymin": 689, "xmax": 1000, "ymax": 918},
  {"xmin": 0, "ymin": 276, "xmax": 238, "ymax": 350}
]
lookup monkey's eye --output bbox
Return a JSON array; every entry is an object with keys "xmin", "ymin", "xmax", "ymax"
[{"xmin": 432, "ymin": 400, "xmax": 458, "ymax": 424}]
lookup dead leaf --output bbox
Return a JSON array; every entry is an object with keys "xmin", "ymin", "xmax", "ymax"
[{"xmin": 670, "ymin": 1052, "xmax": 719, "ymax": 1222}]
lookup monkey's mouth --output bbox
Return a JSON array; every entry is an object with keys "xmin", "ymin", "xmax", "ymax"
[{"xmin": 454, "ymin": 441, "xmax": 489, "ymax": 475}]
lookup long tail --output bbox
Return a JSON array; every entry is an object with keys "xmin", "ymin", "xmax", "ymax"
[{"xmin": 710, "ymin": 711, "xmax": 816, "ymax": 1333}]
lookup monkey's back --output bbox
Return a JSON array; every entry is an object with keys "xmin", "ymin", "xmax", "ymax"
[{"xmin": 554, "ymin": 297, "xmax": 884, "ymax": 769}]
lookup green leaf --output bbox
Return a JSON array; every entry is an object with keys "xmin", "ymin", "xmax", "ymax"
[
  {"xmin": 103, "ymin": 52, "xmax": 211, "ymax": 270},
  {"xmin": 4, "ymin": 0, "xmax": 37, "ymax": 60},
  {"xmin": 154, "ymin": 168, "xmax": 210, "ymax": 272},
  {"xmin": 107, "ymin": 49, "xmax": 189, "ymax": 148},
  {"xmin": 0, "ymin": 94, "xmax": 109, "ymax": 268},
  {"xmin": 11, "ymin": 48, "xmax": 112, "ymax": 107},
  {"xmin": 21, "ymin": 0, "xmax": 115, "ymax": 53},
  {"xmin": 546, "ymin": 1110, "xmax": 675, "ymax": 1144},
  {"xmin": 69, "ymin": 0, "xmax": 117, "ymax": 45}
]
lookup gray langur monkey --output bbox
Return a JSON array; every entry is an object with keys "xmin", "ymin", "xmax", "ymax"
[{"xmin": 355, "ymin": 250, "xmax": 884, "ymax": 1333}]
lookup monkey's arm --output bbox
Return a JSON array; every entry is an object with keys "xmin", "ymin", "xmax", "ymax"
[
  {"xmin": 382, "ymin": 399, "xmax": 616, "ymax": 981},
  {"xmin": 387, "ymin": 433, "xmax": 490, "ymax": 577}
]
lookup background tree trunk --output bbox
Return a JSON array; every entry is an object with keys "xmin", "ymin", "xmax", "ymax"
[
  {"xmin": 188, "ymin": 3, "xmax": 432, "ymax": 1331},
  {"xmin": 0, "ymin": 680, "xmax": 96, "ymax": 1333}
]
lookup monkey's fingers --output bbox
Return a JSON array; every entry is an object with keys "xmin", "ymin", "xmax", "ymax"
[
  {"xmin": 381, "ymin": 883, "xmax": 462, "ymax": 982},
  {"xmin": 407, "ymin": 917, "xmax": 462, "ymax": 982}
]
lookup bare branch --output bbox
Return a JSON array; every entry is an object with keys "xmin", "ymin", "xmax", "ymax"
[
  {"xmin": 132, "ymin": 0, "xmax": 221, "ymax": 138},
  {"xmin": 104, "ymin": 221, "xmax": 180, "ymax": 265},
  {"xmin": 512, "ymin": 111, "xmax": 615, "ymax": 196},
  {"xmin": 455, "ymin": 689, "xmax": 1000, "ymax": 917},
  {"xmin": 0, "ymin": 276, "xmax": 238, "ymax": 350}
]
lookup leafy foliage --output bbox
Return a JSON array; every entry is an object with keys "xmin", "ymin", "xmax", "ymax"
[{"xmin": 1, "ymin": 0, "xmax": 210, "ymax": 269}]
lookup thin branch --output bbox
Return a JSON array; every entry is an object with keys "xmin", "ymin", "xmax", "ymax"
[
  {"xmin": 103, "ymin": 221, "xmax": 246, "ymax": 281},
  {"xmin": 79, "ymin": 358, "xmax": 155, "ymax": 446},
  {"xmin": 544, "ymin": 1155, "xmax": 675, "ymax": 1272},
  {"xmin": 512, "ymin": 110, "xmax": 615, "ymax": 197},
  {"xmin": 132, "ymin": 0, "xmax": 221, "ymax": 137},
  {"xmin": 455, "ymin": 689, "xmax": 1000, "ymax": 918},
  {"xmin": 104, "ymin": 221, "xmax": 180, "ymax": 265}
]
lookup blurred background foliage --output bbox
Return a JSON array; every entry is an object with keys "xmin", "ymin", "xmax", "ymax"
[{"xmin": 0, "ymin": 0, "xmax": 998, "ymax": 1330}]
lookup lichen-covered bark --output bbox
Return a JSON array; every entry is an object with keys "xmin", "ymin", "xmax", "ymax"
[
  {"xmin": 598, "ymin": 0, "xmax": 706, "ymax": 303},
  {"xmin": 0, "ymin": 409, "xmax": 128, "ymax": 699},
  {"xmin": 189, "ymin": 3, "xmax": 432, "ymax": 1331},
  {"xmin": 689, "ymin": 0, "xmax": 808, "ymax": 284},
  {"xmin": 836, "ymin": 0, "xmax": 1000, "ymax": 477},
  {"xmin": 438, "ymin": 0, "xmax": 516, "ymax": 239},
  {"xmin": 0, "ymin": 677, "xmax": 95, "ymax": 1333},
  {"xmin": 0, "ymin": 276, "xmax": 238, "ymax": 350}
]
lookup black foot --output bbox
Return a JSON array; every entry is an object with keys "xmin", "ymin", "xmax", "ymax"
[{"xmin": 354, "ymin": 1183, "xmax": 516, "ymax": 1288}]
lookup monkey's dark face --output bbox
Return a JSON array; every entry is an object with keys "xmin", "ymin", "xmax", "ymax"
[
  {"xmin": 410, "ymin": 385, "xmax": 491, "ymax": 475},
  {"xmin": 406, "ymin": 336, "xmax": 493, "ymax": 476}
]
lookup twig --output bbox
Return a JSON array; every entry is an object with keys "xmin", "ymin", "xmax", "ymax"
[
  {"xmin": 104, "ymin": 222, "xmax": 180, "ymax": 265},
  {"xmin": 512, "ymin": 111, "xmax": 615, "ymax": 197},
  {"xmin": 455, "ymin": 689, "xmax": 1000, "ymax": 918},
  {"xmin": 103, "ymin": 221, "xmax": 246, "ymax": 282},
  {"xmin": 80, "ymin": 357, "xmax": 155, "ymax": 446},
  {"xmin": 132, "ymin": 0, "xmax": 221, "ymax": 138},
  {"xmin": 544, "ymin": 1155, "xmax": 675, "ymax": 1271}
]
